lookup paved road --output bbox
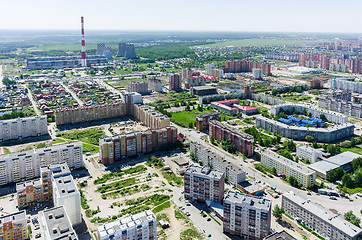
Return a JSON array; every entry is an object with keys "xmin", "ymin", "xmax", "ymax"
[
  {"xmin": 59, "ymin": 81, "xmax": 84, "ymax": 106},
  {"xmin": 0, "ymin": 65, "xmax": 4, "ymax": 89},
  {"xmin": 95, "ymin": 78, "xmax": 122, "ymax": 96},
  {"xmin": 25, "ymin": 85, "xmax": 41, "ymax": 116}
]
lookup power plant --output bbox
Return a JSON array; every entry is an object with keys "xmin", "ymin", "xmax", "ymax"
[{"xmin": 80, "ymin": 16, "xmax": 87, "ymax": 67}]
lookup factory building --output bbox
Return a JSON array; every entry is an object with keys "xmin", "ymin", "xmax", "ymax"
[{"xmin": 26, "ymin": 55, "xmax": 108, "ymax": 69}]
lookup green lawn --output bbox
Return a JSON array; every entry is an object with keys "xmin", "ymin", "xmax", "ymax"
[
  {"xmin": 83, "ymin": 143, "xmax": 99, "ymax": 154},
  {"xmin": 57, "ymin": 127, "xmax": 106, "ymax": 145},
  {"xmin": 171, "ymin": 110, "xmax": 212, "ymax": 128},
  {"xmin": 197, "ymin": 39, "xmax": 306, "ymax": 48},
  {"xmin": 340, "ymin": 147, "xmax": 362, "ymax": 155}
]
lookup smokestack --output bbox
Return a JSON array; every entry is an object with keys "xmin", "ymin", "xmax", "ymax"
[{"xmin": 81, "ymin": 16, "xmax": 87, "ymax": 67}]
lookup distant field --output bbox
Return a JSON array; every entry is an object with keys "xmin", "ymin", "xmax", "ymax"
[{"xmin": 197, "ymin": 39, "xmax": 306, "ymax": 48}]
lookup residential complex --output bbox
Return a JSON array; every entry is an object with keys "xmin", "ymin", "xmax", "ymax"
[
  {"xmin": 223, "ymin": 191, "xmax": 272, "ymax": 240},
  {"xmin": 184, "ymin": 165, "xmax": 225, "ymax": 202},
  {"xmin": 256, "ymin": 116, "xmax": 354, "ymax": 143},
  {"xmin": 211, "ymin": 99, "xmax": 257, "ymax": 116},
  {"xmin": 117, "ymin": 43, "xmax": 137, "ymax": 59},
  {"xmin": 196, "ymin": 112, "xmax": 221, "ymax": 132},
  {"xmin": 0, "ymin": 115, "xmax": 48, "ymax": 142},
  {"xmin": 184, "ymin": 76, "xmax": 205, "ymax": 89},
  {"xmin": 209, "ymin": 120, "xmax": 254, "ymax": 156},
  {"xmin": 265, "ymin": 51, "xmax": 299, "ymax": 62},
  {"xmin": 282, "ymin": 191, "xmax": 362, "ymax": 240},
  {"xmin": 148, "ymin": 77, "xmax": 163, "ymax": 92},
  {"xmin": 261, "ymin": 150, "xmax": 316, "ymax": 188},
  {"xmin": 132, "ymin": 104, "xmax": 170, "ymax": 129},
  {"xmin": 16, "ymin": 179, "xmax": 44, "ymax": 208},
  {"xmin": 296, "ymin": 145, "xmax": 323, "ymax": 163},
  {"xmin": 190, "ymin": 86, "xmax": 217, "ymax": 96},
  {"xmin": 99, "ymin": 126, "xmax": 177, "ymax": 164},
  {"xmin": 306, "ymin": 79, "xmax": 323, "ymax": 89},
  {"xmin": 328, "ymin": 78, "xmax": 362, "ymax": 93},
  {"xmin": 125, "ymin": 81, "xmax": 148, "ymax": 94},
  {"xmin": 41, "ymin": 206, "xmax": 78, "ymax": 240},
  {"xmin": 319, "ymin": 91, "xmax": 362, "ymax": 118},
  {"xmin": 190, "ymin": 143, "xmax": 246, "ymax": 186},
  {"xmin": 181, "ymin": 68, "xmax": 193, "ymax": 81},
  {"xmin": 224, "ymin": 60, "xmax": 271, "ymax": 76},
  {"xmin": 26, "ymin": 55, "xmax": 108, "ymax": 69},
  {"xmin": 0, "ymin": 211, "xmax": 27, "ymax": 240},
  {"xmin": 168, "ymin": 74, "xmax": 182, "ymax": 90},
  {"xmin": 0, "ymin": 142, "xmax": 83, "ymax": 185},
  {"xmin": 97, "ymin": 210, "xmax": 157, "ymax": 240}
]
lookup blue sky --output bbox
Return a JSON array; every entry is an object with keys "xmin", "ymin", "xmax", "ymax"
[{"xmin": 0, "ymin": 0, "xmax": 361, "ymax": 32}]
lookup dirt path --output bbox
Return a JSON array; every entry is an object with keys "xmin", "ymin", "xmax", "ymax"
[{"xmin": 163, "ymin": 202, "xmax": 185, "ymax": 240}]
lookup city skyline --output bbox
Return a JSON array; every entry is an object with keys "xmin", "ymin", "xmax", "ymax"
[{"xmin": 0, "ymin": 0, "xmax": 361, "ymax": 33}]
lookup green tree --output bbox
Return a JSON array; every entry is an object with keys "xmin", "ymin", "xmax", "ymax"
[
  {"xmin": 320, "ymin": 114, "xmax": 327, "ymax": 122},
  {"xmin": 305, "ymin": 135, "xmax": 314, "ymax": 142},
  {"xmin": 327, "ymin": 144, "xmax": 339, "ymax": 156},
  {"xmin": 288, "ymin": 176, "xmax": 300, "ymax": 188},
  {"xmin": 351, "ymin": 157, "xmax": 362, "ymax": 171},
  {"xmin": 272, "ymin": 167, "xmax": 277, "ymax": 175},
  {"xmin": 302, "ymin": 108, "xmax": 307, "ymax": 116},
  {"xmin": 210, "ymin": 135, "xmax": 215, "ymax": 145},
  {"xmin": 328, "ymin": 167, "xmax": 345, "ymax": 182},
  {"xmin": 272, "ymin": 205, "xmax": 284, "ymax": 221},
  {"xmin": 344, "ymin": 211, "xmax": 361, "ymax": 227},
  {"xmin": 271, "ymin": 89, "xmax": 278, "ymax": 96},
  {"xmin": 189, "ymin": 152, "xmax": 195, "ymax": 161},
  {"xmin": 342, "ymin": 174, "xmax": 355, "ymax": 188}
]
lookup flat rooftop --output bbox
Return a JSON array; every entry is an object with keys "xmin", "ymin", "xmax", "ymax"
[
  {"xmin": 16, "ymin": 179, "xmax": 42, "ymax": 192},
  {"xmin": 42, "ymin": 206, "xmax": 78, "ymax": 240},
  {"xmin": 186, "ymin": 165, "xmax": 224, "ymax": 179},
  {"xmin": 264, "ymin": 230, "xmax": 297, "ymax": 240},
  {"xmin": 283, "ymin": 191, "xmax": 362, "ymax": 238},
  {"xmin": 224, "ymin": 191, "xmax": 271, "ymax": 211},
  {"xmin": 192, "ymin": 85, "xmax": 217, "ymax": 90},
  {"xmin": 54, "ymin": 174, "xmax": 78, "ymax": 197},
  {"xmin": 0, "ymin": 211, "xmax": 26, "ymax": 224}
]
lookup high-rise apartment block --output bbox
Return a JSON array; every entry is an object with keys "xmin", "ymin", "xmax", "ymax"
[
  {"xmin": 223, "ymin": 191, "xmax": 272, "ymax": 240},
  {"xmin": 265, "ymin": 51, "xmax": 299, "ymax": 62},
  {"xmin": 99, "ymin": 126, "xmax": 177, "ymax": 164},
  {"xmin": 225, "ymin": 60, "xmax": 271, "ymax": 76},
  {"xmin": 319, "ymin": 91, "xmax": 362, "ymax": 118},
  {"xmin": 209, "ymin": 120, "xmax": 254, "ymax": 157},
  {"xmin": 168, "ymin": 74, "xmax": 182, "ymax": 90},
  {"xmin": 283, "ymin": 191, "xmax": 362, "ymax": 240},
  {"xmin": 181, "ymin": 68, "xmax": 193, "ymax": 81},
  {"xmin": 148, "ymin": 78, "xmax": 163, "ymax": 92},
  {"xmin": 41, "ymin": 206, "xmax": 78, "ymax": 240},
  {"xmin": 0, "ymin": 211, "xmax": 27, "ymax": 240},
  {"xmin": 184, "ymin": 76, "xmax": 205, "ymax": 89},
  {"xmin": 296, "ymin": 145, "xmax": 323, "ymax": 163},
  {"xmin": 0, "ymin": 115, "xmax": 48, "ymax": 142},
  {"xmin": 17, "ymin": 179, "xmax": 44, "ymax": 209},
  {"xmin": 261, "ymin": 150, "xmax": 316, "ymax": 188},
  {"xmin": 125, "ymin": 81, "xmax": 148, "ymax": 94},
  {"xmin": 97, "ymin": 210, "xmax": 157, "ymax": 240},
  {"xmin": 0, "ymin": 142, "xmax": 83, "ymax": 185},
  {"xmin": 117, "ymin": 43, "xmax": 137, "ymax": 59},
  {"xmin": 328, "ymin": 78, "xmax": 362, "ymax": 93},
  {"xmin": 55, "ymin": 102, "xmax": 127, "ymax": 126},
  {"xmin": 132, "ymin": 104, "xmax": 170, "ymax": 129},
  {"xmin": 196, "ymin": 112, "xmax": 221, "ymax": 132},
  {"xmin": 184, "ymin": 165, "xmax": 224, "ymax": 202}
]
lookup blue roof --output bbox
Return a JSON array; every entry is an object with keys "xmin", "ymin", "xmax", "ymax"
[
  {"xmin": 278, "ymin": 118, "xmax": 292, "ymax": 124},
  {"xmin": 287, "ymin": 116, "xmax": 301, "ymax": 122},
  {"xmin": 309, "ymin": 118, "xmax": 324, "ymax": 123}
]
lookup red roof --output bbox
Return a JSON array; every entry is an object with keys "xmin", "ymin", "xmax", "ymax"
[
  {"xmin": 212, "ymin": 99, "xmax": 239, "ymax": 104},
  {"xmin": 233, "ymin": 105, "xmax": 257, "ymax": 111}
]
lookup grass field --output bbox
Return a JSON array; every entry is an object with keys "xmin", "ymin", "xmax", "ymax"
[
  {"xmin": 340, "ymin": 147, "xmax": 362, "ymax": 155},
  {"xmin": 107, "ymin": 78, "xmax": 146, "ymax": 89},
  {"xmin": 171, "ymin": 110, "xmax": 212, "ymax": 127},
  {"xmin": 197, "ymin": 38, "xmax": 306, "ymax": 48}
]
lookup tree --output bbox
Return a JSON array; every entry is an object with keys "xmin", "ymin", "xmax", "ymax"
[
  {"xmin": 288, "ymin": 176, "xmax": 300, "ymax": 188},
  {"xmin": 210, "ymin": 135, "xmax": 215, "ymax": 145},
  {"xmin": 328, "ymin": 167, "xmax": 345, "ymax": 182},
  {"xmin": 272, "ymin": 167, "xmax": 277, "ymax": 175},
  {"xmin": 344, "ymin": 211, "xmax": 361, "ymax": 227},
  {"xmin": 327, "ymin": 144, "xmax": 339, "ymax": 156},
  {"xmin": 342, "ymin": 174, "xmax": 355, "ymax": 188},
  {"xmin": 351, "ymin": 157, "xmax": 362, "ymax": 172},
  {"xmin": 305, "ymin": 135, "xmax": 314, "ymax": 142},
  {"xmin": 312, "ymin": 141, "xmax": 319, "ymax": 149},
  {"xmin": 302, "ymin": 108, "xmax": 307, "ymax": 116},
  {"xmin": 189, "ymin": 152, "xmax": 195, "ymax": 161},
  {"xmin": 351, "ymin": 137, "xmax": 356, "ymax": 147},
  {"xmin": 320, "ymin": 114, "xmax": 327, "ymax": 122},
  {"xmin": 243, "ymin": 149, "xmax": 248, "ymax": 157},
  {"xmin": 272, "ymin": 205, "xmax": 284, "ymax": 221},
  {"xmin": 188, "ymin": 122, "xmax": 193, "ymax": 128},
  {"xmin": 271, "ymin": 89, "xmax": 278, "ymax": 96}
]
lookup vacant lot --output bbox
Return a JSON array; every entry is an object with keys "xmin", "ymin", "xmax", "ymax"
[{"xmin": 171, "ymin": 110, "xmax": 212, "ymax": 128}]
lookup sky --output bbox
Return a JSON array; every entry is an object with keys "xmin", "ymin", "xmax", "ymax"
[{"xmin": 0, "ymin": 0, "xmax": 361, "ymax": 33}]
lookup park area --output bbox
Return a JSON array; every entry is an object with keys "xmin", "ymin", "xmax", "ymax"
[{"xmin": 171, "ymin": 109, "xmax": 212, "ymax": 128}]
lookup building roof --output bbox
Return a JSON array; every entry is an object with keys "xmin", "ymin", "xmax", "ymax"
[
  {"xmin": 224, "ymin": 191, "xmax": 271, "ymax": 211},
  {"xmin": 16, "ymin": 179, "xmax": 42, "ymax": 192},
  {"xmin": 233, "ymin": 105, "xmax": 257, "ymax": 111},
  {"xmin": 326, "ymin": 151, "xmax": 361, "ymax": 166},
  {"xmin": 211, "ymin": 99, "xmax": 239, "ymax": 104},
  {"xmin": 308, "ymin": 161, "xmax": 339, "ymax": 175},
  {"xmin": 42, "ymin": 206, "xmax": 78, "ymax": 240},
  {"xmin": 0, "ymin": 211, "xmax": 26, "ymax": 224},
  {"xmin": 191, "ymin": 85, "xmax": 217, "ymax": 90},
  {"xmin": 185, "ymin": 164, "xmax": 224, "ymax": 179},
  {"xmin": 205, "ymin": 200, "xmax": 224, "ymax": 216},
  {"xmin": 283, "ymin": 191, "xmax": 362, "ymax": 238},
  {"xmin": 263, "ymin": 230, "xmax": 297, "ymax": 240}
]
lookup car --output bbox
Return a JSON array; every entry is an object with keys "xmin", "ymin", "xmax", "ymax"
[
  {"xmin": 329, "ymin": 197, "xmax": 337, "ymax": 200},
  {"xmin": 34, "ymin": 226, "xmax": 40, "ymax": 230},
  {"xmin": 186, "ymin": 203, "xmax": 191, "ymax": 206},
  {"xmin": 207, "ymin": 218, "xmax": 211, "ymax": 221},
  {"xmin": 27, "ymin": 220, "xmax": 31, "ymax": 223},
  {"xmin": 208, "ymin": 234, "xmax": 212, "ymax": 237},
  {"xmin": 349, "ymin": 199, "xmax": 353, "ymax": 202},
  {"xmin": 35, "ymin": 233, "xmax": 41, "ymax": 238},
  {"xmin": 307, "ymin": 192, "xmax": 311, "ymax": 195}
]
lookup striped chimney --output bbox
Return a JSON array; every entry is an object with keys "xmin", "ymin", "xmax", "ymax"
[{"xmin": 81, "ymin": 16, "xmax": 87, "ymax": 67}]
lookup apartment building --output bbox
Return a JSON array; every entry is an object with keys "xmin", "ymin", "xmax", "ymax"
[
  {"xmin": 55, "ymin": 102, "xmax": 127, "ymax": 126},
  {"xmin": 168, "ymin": 74, "xmax": 182, "ymax": 90},
  {"xmin": 196, "ymin": 112, "xmax": 221, "ymax": 132},
  {"xmin": 296, "ymin": 145, "xmax": 323, "ymax": 163},
  {"xmin": 0, "ymin": 115, "xmax": 48, "ymax": 142},
  {"xmin": 184, "ymin": 165, "xmax": 225, "ymax": 202},
  {"xmin": 209, "ymin": 120, "xmax": 254, "ymax": 157},
  {"xmin": 125, "ymin": 81, "xmax": 148, "ymax": 94},
  {"xmin": 190, "ymin": 143, "xmax": 246, "ymax": 186},
  {"xmin": 0, "ymin": 211, "xmax": 27, "ymax": 240},
  {"xmin": 181, "ymin": 68, "xmax": 193, "ymax": 81},
  {"xmin": 184, "ymin": 76, "xmax": 205, "ymax": 89},
  {"xmin": 0, "ymin": 142, "xmax": 83, "ymax": 185},
  {"xmin": 319, "ymin": 92, "xmax": 362, "ymax": 118},
  {"xmin": 265, "ymin": 51, "xmax": 299, "ymax": 62},
  {"xmin": 97, "ymin": 210, "xmax": 157, "ymax": 240},
  {"xmin": 261, "ymin": 150, "xmax": 316, "ymax": 188},
  {"xmin": 16, "ymin": 179, "xmax": 44, "ymax": 208},
  {"xmin": 223, "ymin": 191, "xmax": 272, "ymax": 240},
  {"xmin": 121, "ymin": 92, "xmax": 142, "ymax": 105},
  {"xmin": 99, "ymin": 126, "xmax": 177, "ymax": 164},
  {"xmin": 148, "ymin": 78, "xmax": 162, "ymax": 92},
  {"xmin": 41, "ymin": 206, "xmax": 78, "ymax": 240},
  {"xmin": 282, "ymin": 191, "xmax": 362, "ymax": 240},
  {"xmin": 328, "ymin": 78, "xmax": 362, "ymax": 94},
  {"xmin": 225, "ymin": 60, "xmax": 271, "ymax": 76},
  {"xmin": 132, "ymin": 104, "xmax": 170, "ymax": 129},
  {"xmin": 256, "ymin": 116, "xmax": 354, "ymax": 143}
]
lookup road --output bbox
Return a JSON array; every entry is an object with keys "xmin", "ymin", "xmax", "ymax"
[
  {"xmin": 0, "ymin": 65, "xmax": 4, "ymax": 89},
  {"xmin": 95, "ymin": 78, "xmax": 122, "ymax": 96},
  {"xmin": 25, "ymin": 85, "xmax": 41, "ymax": 116},
  {"xmin": 59, "ymin": 81, "xmax": 84, "ymax": 106}
]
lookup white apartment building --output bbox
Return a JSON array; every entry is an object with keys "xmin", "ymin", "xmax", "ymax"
[
  {"xmin": 283, "ymin": 191, "xmax": 362, "ymax": 240},
  {"xmin": 252, "ymin": 68, "xmax": 263, "ymax": 79},
  {"xmin": 261, "ymin": 150, "xmax": 316, "ymax": 188},
  {"xmin": 0, "ymin": 142, "xmax": 83, "ymax": 185},
  {"xmin": 0, "ymin": 115, "xmax": 48, "ymax": 142},
  {"xmin": 41, "ymin": 206, "xmax": 78, "ymax": 240},
  {"xmin": 97, "ymin": 210, "xmax": 157, "ymax": 240},
  {"xmin": 223, "ymin": 191, "xmax": 272, "ymax": 240},
  {"xmin": 328, "ymin": 78, "xmax": 362, "ymax": 94},
  {"xmin": 296, "ymin": 145, "xmax": 323, "ymax": 163}
]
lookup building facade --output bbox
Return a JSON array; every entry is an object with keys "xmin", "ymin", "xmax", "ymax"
[
  {"xmin": 196, "ymin": 112, "xmax": 221, "ymax": 132},
  {"xmin": 0, "ymin": 116, "xmax": 48, "ymax": 142},
  {"xmin": 132, "ymin": 104, "xmax": 170, "ymax": 129},
  {"xmin": 209, "ymin": 120, "xmax": 254, "ymax": 157},
  {"xmin": 125, "ymin": 81, "xmax": 148, "ymax": 94},
  {"xmin": 148, "ymin": 78, "xmax": 162, "ymax": 92},
  {"xmin": 296, "ymin": 145, "xmax": 323, "ymax": 163},
  {"xmin": 223, "ymin": 191, "xmax": 272, "ymax": 240},
  {"xmin": 0, "ymin": 211, "xmax": 27, "ymax": 240},
  {"xmin": 99, "ymin": 126, "xmax": 177, "ymax": 164},
  {"xmin": 184, "ymin": 165, "xmax": 225, "ymax": 202},
  {"xmin": 0, "ymin": 142, "xmax": 83, "ymax": 186},
  {"xmin": 27, "ymin": 55, "xmax": 108, "ymax": 69},
  {"xmin": 319, "ymin": 91, "xmax": 362, "ymax": 118},
  {"xmin": 16, "ymin": 179, "xmax": 44, "ymax": 209},
  {"xmin": 190, "ymin": 86, "xmax": 217, "ymax": 96},
  {"xmin": 282, "ymin": 191, "xmax": 362, "ymax": 240},
  {"xmin": 225, "ymin": 60, "xmax": 271, "ymax": 76},
  {"xmin": 168, "ymin": 74, "xmax": 182, "ymax": 90},
  {"xmin": 97, "ymin": 210, "xmax": 156, "ymax": 240},
  {"xmin": 261, "ymin": 150, "xmax": 316, "ymax": 188}
]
